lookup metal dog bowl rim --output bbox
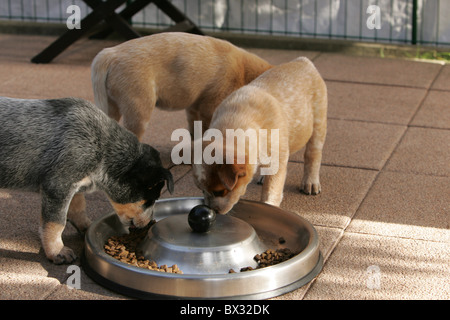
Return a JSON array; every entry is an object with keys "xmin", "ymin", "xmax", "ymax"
[{"xmin": 82, "ymin": 197, "xmax": 323, "ymax": 299}]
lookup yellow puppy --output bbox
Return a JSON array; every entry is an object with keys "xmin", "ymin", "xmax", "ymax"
[
  {"xmin": 193, "ymin": 57, "xmax": 327, "ymax": 214},
  {"xmin": 91, "ymin": 32, "xmax": 272, "ymax": 140}
]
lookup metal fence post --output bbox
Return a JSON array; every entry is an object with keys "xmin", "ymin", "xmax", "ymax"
[{"xmin": 412, "ymin": 0, "xmax": 418, "ymax": 44}]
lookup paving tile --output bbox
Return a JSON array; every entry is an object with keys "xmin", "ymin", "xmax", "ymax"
[
  {"xmin": 0, "ymin": 187, "xmax": 115, "ymax": 297},
  {"xmin": 0, "ymin": 62, "xmax": 27, "ymax": 86},
  {"xmin": 326, "ymin": 81, "xmax": 427, "ymax": 125},
  {"xmin": 290, "ymin": 119, "xmax": 407, "ymax": 170},
  {"xmin": 303, "ymin": 232, "xmax": 450, "ymax": 300},
  {"xmin": 273, "ymin": 226, "xmax": 343, "ymax": 300},
  {"xmin": 0, "ymin": 34, "xmax": 55, "ymax": 63},
  {"xmin": 347, "ymin": 171, "xmax": 450, "ymax": 242},
  {"xmin": 314, "ymin": 53, "xmax": 442, "ymax": 88},
  {"xmin": 0, "ymin": 34, "xmax": 120, "ymax": 65},
  {"xmin": 0, "ymin": 189, "xmax": 80, "ymax": 299},
  {"xmin": 280, "ymin": 164, "xmax": 377, "ymax": 229},
  {"xmin": 46, "ymin": 269, "xmax": 129, "ymax": 300},
  {"xmin": 385, "ymin": 127, "xmax": 450, "ymax": 177},
  {"xmin": 432, "ymin": 65, "xmax": 450, "ymax": 91},
  {"xmin": 0, "ymin": 189, "xmax": 108, "ymax": 234},
  {"xmin": 0, "ymin": 62, "xmax": 93, "ymax": 101},
  {"xmin": 268, "ymin": 163, "xmax": 377, "ymax": 229},
  {"xmin": 410, "ymin": 90, "xmax": 450, "ymax": 129},
  {"xmin": 0, "ymin": 34, "xmax": 11, "ymax": 41},
  {"xmin": 0, "ymin": 190, "xmax": 42, "ymax": 251},
  {"xmin": 51, "ymin": 38, "xmax": 122, "ymax": 66},
  {"xmin": 0, "ymin": 257, "xmax": 61, "ymax": 299}
]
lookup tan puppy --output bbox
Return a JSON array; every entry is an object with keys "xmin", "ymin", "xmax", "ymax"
[
  {"xmin": 192, "ymin": 57, "xmax": 327, "ymax": 214},
  {"xmin": 91, "ymin": 32, "xmax": 272, "ymax": 140}
]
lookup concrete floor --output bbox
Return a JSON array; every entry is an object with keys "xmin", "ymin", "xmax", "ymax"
[{"xmin": 0, "ymin": 33, "xmax": 448, "ymax": 300}]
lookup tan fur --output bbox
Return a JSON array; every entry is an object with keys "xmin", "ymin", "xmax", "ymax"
[
  {"xmin": 91, "ymin": 32, "xmax": 272, "ymax": 140},
  {"xmin": 193, "ymin": 57, "xmax": 327, "ymax": 214},
  {"xmin": 109, "ymin": 200, "xmax": 151, "ymax": 228},
  {"xmin": 67, "ymin": 193, "xmax": 91, "ymax": 233},
  {"xmin": 39, "ymin": 222, "xmax": 75, "ymax": 265}
]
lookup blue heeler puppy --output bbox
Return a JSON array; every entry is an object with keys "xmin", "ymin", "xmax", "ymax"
[{"xmin": 0, "ymin": 97, "xmax": 173, "ymax": 264}]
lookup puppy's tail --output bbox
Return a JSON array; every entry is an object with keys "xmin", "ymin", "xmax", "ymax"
[{"xmin": 91, "ymin": 48, "xmax": 114, "ymax": 117}]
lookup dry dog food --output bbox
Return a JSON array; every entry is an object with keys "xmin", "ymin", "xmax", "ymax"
[
  {"xmin": 253, "ymin": 248, "xmax": 296, "ymax": 267},
  {"xmin": 104, "ymin": 221, "xmax": 183, "ymax": 274},
  {"xmin": 229, "ymin": 248, "xmax": 297, "ymax": 273}
]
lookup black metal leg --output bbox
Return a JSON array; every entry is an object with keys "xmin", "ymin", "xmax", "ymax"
[
  {"xmin": 31, "ymin": 8, "xmax": 109, "ymax": 63},
  {"xmin": 31, "ymin": 0, "xmax": 203, "ymax": 63},
  {"xmin": 32, "ymin": 0, "xmax": 133, "ymax": 63},
  {"xmin": 104, "ymin": 12, "xmax": 140, "ymax": 40},
  {"xmin": 153, "ymin": 0, "xmax": 203, "ymax": 35},
  {"xmin": 85, "ymin": 0, "xmax": 141, "ymax": 40},
  {"xmin": 90, "ymin": 0, "xmax": 154, "ymax": 39},
  {"xmin": 91, "ymin": 0, "xmax": 203, "ymax": 39}
]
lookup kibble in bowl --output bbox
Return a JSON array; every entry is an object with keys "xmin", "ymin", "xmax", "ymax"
[
  {"xmin": 103, "ymin": 221, "xmax": 183, "ymax": 274},
  {"xmin": 229, "ymin": 248, "xmax": 298, "ymax": 273}
]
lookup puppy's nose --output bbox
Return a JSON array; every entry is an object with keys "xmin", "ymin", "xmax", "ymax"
[
  {"xmin": 211, "ymin": 206, "xmax": 226, "ymax": 215},
  {"xmin": 203, "ymin": 197, "xmax": 212, "ymax": 207},
  {"xmin": 129, "ymin": 220, "xmax": 137, "ymax": 230}
]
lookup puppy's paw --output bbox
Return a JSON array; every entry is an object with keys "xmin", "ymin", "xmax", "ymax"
[
  {"xmin": 300, "ymin": 178, "xmax": 321, "ymax": 195},
  {"xmin": 69, "ymin": 216, "xmax": 91, "ymax": 234},
  {"xmin": 50, "ymin": 247, "xmax": 77, "ymax": 265}
]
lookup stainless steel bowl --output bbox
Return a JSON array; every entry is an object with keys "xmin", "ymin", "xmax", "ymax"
[
  {"xmin": 138, "ymin": 212, "xmax": 267, "ymax": 274},
  {"xmin": 82, "ymin": 197, "xmax": 323, "ymax": 299}
]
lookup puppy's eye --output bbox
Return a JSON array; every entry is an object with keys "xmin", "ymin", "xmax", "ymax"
[
  {"xmin": 142, "ymin": 201, "xmax": 153, "ymax": 210},
  {"xmin": 212, "ymin": 190, "xmax": 226, "ymax": 197}
]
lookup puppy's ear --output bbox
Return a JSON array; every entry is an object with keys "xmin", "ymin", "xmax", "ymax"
[
  {"xmin": 217, "ymin": 164, "xmax": 246, "ymax": 191},
  {"xmin": 162, "ymin": 168, "xmax": 174, "ymax": 194}
]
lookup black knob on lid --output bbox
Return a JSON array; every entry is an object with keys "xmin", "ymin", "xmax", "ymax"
[{"xmin": 188, "ymin": 205, "xmax": 217, "ymax": 233}]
